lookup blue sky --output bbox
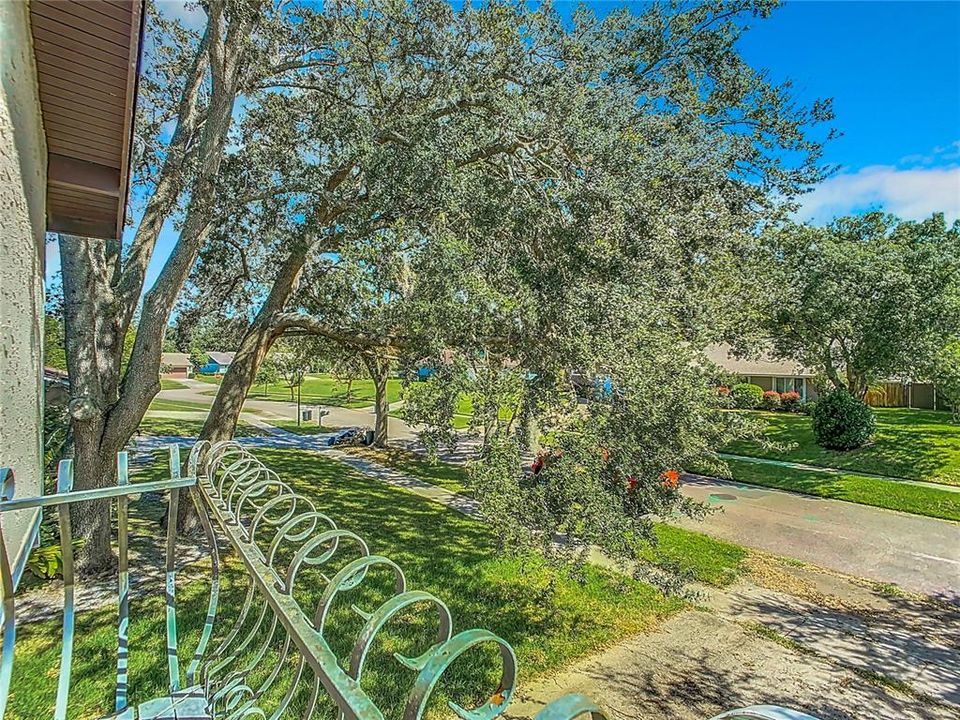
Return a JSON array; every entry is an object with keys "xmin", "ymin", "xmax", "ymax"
[
  {"xmin": 46, "ymin": 0, "xmax": 960, "ymax": 285},
  {"xmin": 733, "ymin": 0, "xmax": 960, "ymax": 224}
]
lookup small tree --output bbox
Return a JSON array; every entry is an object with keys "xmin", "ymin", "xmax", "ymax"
[
  {"xmin": 273, "ymin": 338, "xmax": 315, "ymax": 401},
  {"xmin": 331, "ymin": 352, "xmax": 365, "ymax": 404},
  {"xmin": 932, "ymin": 341, "xmax": 960, "ymax": 419},
  {"xmin": 254, "ymin": 359, "xmax": 280, "ymax": 397},
  {"xmin": 189, "ymin": 349, "xmax": 208, "ymax": 375}
]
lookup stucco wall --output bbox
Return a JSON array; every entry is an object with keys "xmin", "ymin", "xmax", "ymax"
[{"xmin": 0, "ymin": 1, "xmax": 46, "ymax": 584}]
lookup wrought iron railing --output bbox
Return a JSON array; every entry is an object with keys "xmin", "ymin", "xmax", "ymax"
[{"xmin": 0, "ymin": 441, "xmax": 817, "ymax": 720}]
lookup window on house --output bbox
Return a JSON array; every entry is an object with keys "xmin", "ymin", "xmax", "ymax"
[{"xmin": 774, "ymin": 377, "xmax": 805, "ymax": 397}]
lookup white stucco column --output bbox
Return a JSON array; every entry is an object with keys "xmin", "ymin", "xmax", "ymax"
[{"xmin": 0, "ymin": 0, "xmax": 47, "ymax": 585}]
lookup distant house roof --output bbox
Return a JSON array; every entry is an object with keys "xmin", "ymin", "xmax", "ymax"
[
  {"xmin": 161, "ymin": 352, "xmax": 191, "ymax": 367},
  {"xmin": 207, "ymin": 351, "xmax": 236, "ymax": 365},
  {"xmin": 705, "ymin": 344, "xmax": 816, "ymax": 378}
]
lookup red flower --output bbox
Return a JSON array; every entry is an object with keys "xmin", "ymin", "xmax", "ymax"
[
  {"xmin": 660, "ymin": 469, "xmax": 680, "ymax": 488},
  {"xmin": 626, "ymin": 476, "xmax": 638, "ymax": 491}
]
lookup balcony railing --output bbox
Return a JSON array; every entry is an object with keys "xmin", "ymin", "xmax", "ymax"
[{"xmin": 0, "ymin": 441, "xmax": 817, "ymax": 720}]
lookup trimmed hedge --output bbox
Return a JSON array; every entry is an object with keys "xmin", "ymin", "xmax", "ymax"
[
  {"xmin": 731, "ymin": 383, "xmax": 764, "ymax": 409},
  {"xmin": 812, "ymin": 390, "xmax": 876, "ymax": 450}
]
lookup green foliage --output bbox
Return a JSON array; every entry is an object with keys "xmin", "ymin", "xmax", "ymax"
[
  {"xmin": 399, "ymin": 362, "xmax": 469, "ymax": 455},
  {"xmin": 43, "ymin": 315, "xmax": 67, "ymax": 370},
  {"xmin": 780, "ymin": 391, "xmax": 802, "ymax": 412},
  {"xmin": 254, "ymin": 358, "xmax": 280, "ymax": 394},
  {"xmin": 43, "ymin": 402, "xmax": 70, "ymax": 475},
  {"xmin": 932, "ymin": 340, "xmax": 960, "ymax": 418},
  {"xmin": 26, "ymin": 540, "xmax": 83, "ymax": 580},
  {"xmin": 761, "ymin": 390, "xmax": 781, "ymax": 410},
  {"xmin": 757, "ymin": 213, "xmax": 960, "ymax": 397},
  {"xmin": 812, "ymin": 390, "xmax": 877, "ymax": 450},
  {"xmin": 732, "ymin": 383, "xmax": 764, "ymax": 409}
]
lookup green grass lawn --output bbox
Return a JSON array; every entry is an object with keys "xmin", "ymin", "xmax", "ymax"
[
  {"xmin": 147, "ymin": 397, "xmax": 213, "ymax": 413},
  {"xmin": 724, "ymin": 408, "xmax": 960, "ymax": 486},
  {"xmin": 159, "ymin": 377, "xmax": 189, "ymax": 390},
  {"xmin": 263, "ymin": 418, "xmax": 344, "ymax": 435},
  {"xmin": 720, "ymin": 457, "xmax": 960, "ymax": 522},
  {"xmin": 341, "ymin": 446, "xmax": 472, "ymax": 495},
  {"xmin": 9, "ymin": 447, "xmax": 684, "ymax": 719},
  {"xmin": 644, "ymin": 524, "xmax": 748, "ymax": 588},
  {"xmin": 137, "ymin": 416, "xmax": 267, "ymax": 438},
  {"xmin": 197, "ymin": 373, "xmax": 402, "ymax": 409}
]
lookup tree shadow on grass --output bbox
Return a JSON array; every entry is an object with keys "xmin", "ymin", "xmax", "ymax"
[{"xmin": 10, "ymin": 446, "xmax": 680, "ymax": 720}]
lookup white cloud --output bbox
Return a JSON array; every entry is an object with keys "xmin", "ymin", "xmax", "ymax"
[
  {"xmin": 155, "ymin": 0, "xmax": 205, "ymax": 31},
  {"xmin": 796, "ymin": 163, "xmax": 960, "ymax": 225}
]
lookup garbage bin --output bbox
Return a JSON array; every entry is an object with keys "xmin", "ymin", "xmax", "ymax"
[
  {"xmin": 301, "ymin": 409, "xmax": 313, "ymax": 422},
  {"xmin": 363, "ymin": 429, "xmax": 375, "ymax": 446}
]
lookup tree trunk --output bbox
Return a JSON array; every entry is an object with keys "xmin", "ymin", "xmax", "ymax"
[
  {"xmin": 847, "ymin": 370, "xmax": 869, "ymax": 400},
  {"xmin": 363, "ymin": 355, "xmax": 390, "ymax": 448},
  {"xmin": 345, "ymin": 377, "xmax": 354, "ymax": 403},
  {"xmin": 71, "ymin": 428, "xmax": 119, "ymax": 573}
]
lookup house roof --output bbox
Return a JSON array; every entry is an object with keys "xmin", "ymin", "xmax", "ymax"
[
  {"xmin": 29, "ymin": 0, "xmax": 144, "ymax": 240},
  {"xmin": 161, "ymin": 352, "xmax": 191, "ymax": 367},
  {"xmin": 207, "ymin": 352, "xmax": 236, "ymax": 365},
  {"xmin": 705, "ymin": 344, "xmax": 816, "ymax": 378}
]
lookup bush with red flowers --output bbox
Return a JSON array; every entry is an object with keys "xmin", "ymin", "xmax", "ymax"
[
  {"xmin": 780, "ymin": 390, "xmax": 802, "ymax": 411},
  {"xmin": 761, "ymin": 390, "xmax": 781, "ymax": 410}
]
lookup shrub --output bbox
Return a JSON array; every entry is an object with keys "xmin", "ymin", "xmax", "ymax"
[
  {"xmin": 811, "ymin": 390, "xmax": 876, "ymax": 450},
  {"xmin": 799, "ymin": 400, "xmax": 816, "ymax": 416},
  {"xmin": 731, "ymin": 383, "xmax": 764, "ymax": 409},
  {"xmin": 780, "ymin": 390, "xmax": 802, "ymax": 411},
  {"xmin": 715, "ymin": 386, "xmax": 734, "ymax": 408},
  {"xmin": 761, "ymin": 390, "xmax": 781, "ymax": 410}
]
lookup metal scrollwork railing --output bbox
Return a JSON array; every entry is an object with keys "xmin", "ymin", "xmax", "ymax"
[
  {"xmin": 0, "ymin": 441, "xmax": 820, "ymax": 720},
  {"xmin": 185, "ymin": 439, "xmax": 551, "ymax": 720}
]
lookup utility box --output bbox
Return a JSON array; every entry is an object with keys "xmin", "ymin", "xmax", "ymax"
[{"xmin": 301, "ymin": 409, "xmax": 313, "ymax": 422}]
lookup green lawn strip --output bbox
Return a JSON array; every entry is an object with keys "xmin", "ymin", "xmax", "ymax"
[
  {"xmin": 198, "ymin": 373, "xmax": 402, "ymax": 409},
  {"xmin": 722, "ymin": 457, "xmax": 960, "ymax": 522},
  {"xmin": 147, "ymin": 397, "xmax": 212, "ymax": 412},
  {"xmin": 10, "ymin": 449, "xmax": 682, "ymax": 718},
  {"xmin": 340, "ymin": 446, "xmax": 472, "ymax": 496},
  {"xmin": 642, "ymin": 524, "xmax": 749, "ymax": 588},
  {"xmin": 262, "ymin": 418, "xmax": 344, "ymax": 435},
  {"xmin": 723, "ymin": 408, "xmax": 960, "ymax": 486},
  {"xmin": 159, "ymin": 378, "xmax": 189, "ymax": 390},
  {"xmin": 137, "ymin": 416, "xmax": 267, "ymax": 438}
]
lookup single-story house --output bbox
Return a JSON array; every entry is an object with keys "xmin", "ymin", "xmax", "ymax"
[
  {"xmin": 199, "ymin": 351, "xmax": 236, "ymax": 375},
  {"xmin": 705, "ymin": 344, "xmax": 819, "ymax": 401},
  {"xmin": 160, "ymin": 352, "xmax": 193, "ymax": 378},
  {"xmin": 706, "ymin": 344, "xmax": 950, "ymax": 410}
]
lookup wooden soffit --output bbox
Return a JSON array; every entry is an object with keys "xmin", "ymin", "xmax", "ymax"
[{"xmin": 30, "ymin": 0, "xmax": 144, "ymax": 241}]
